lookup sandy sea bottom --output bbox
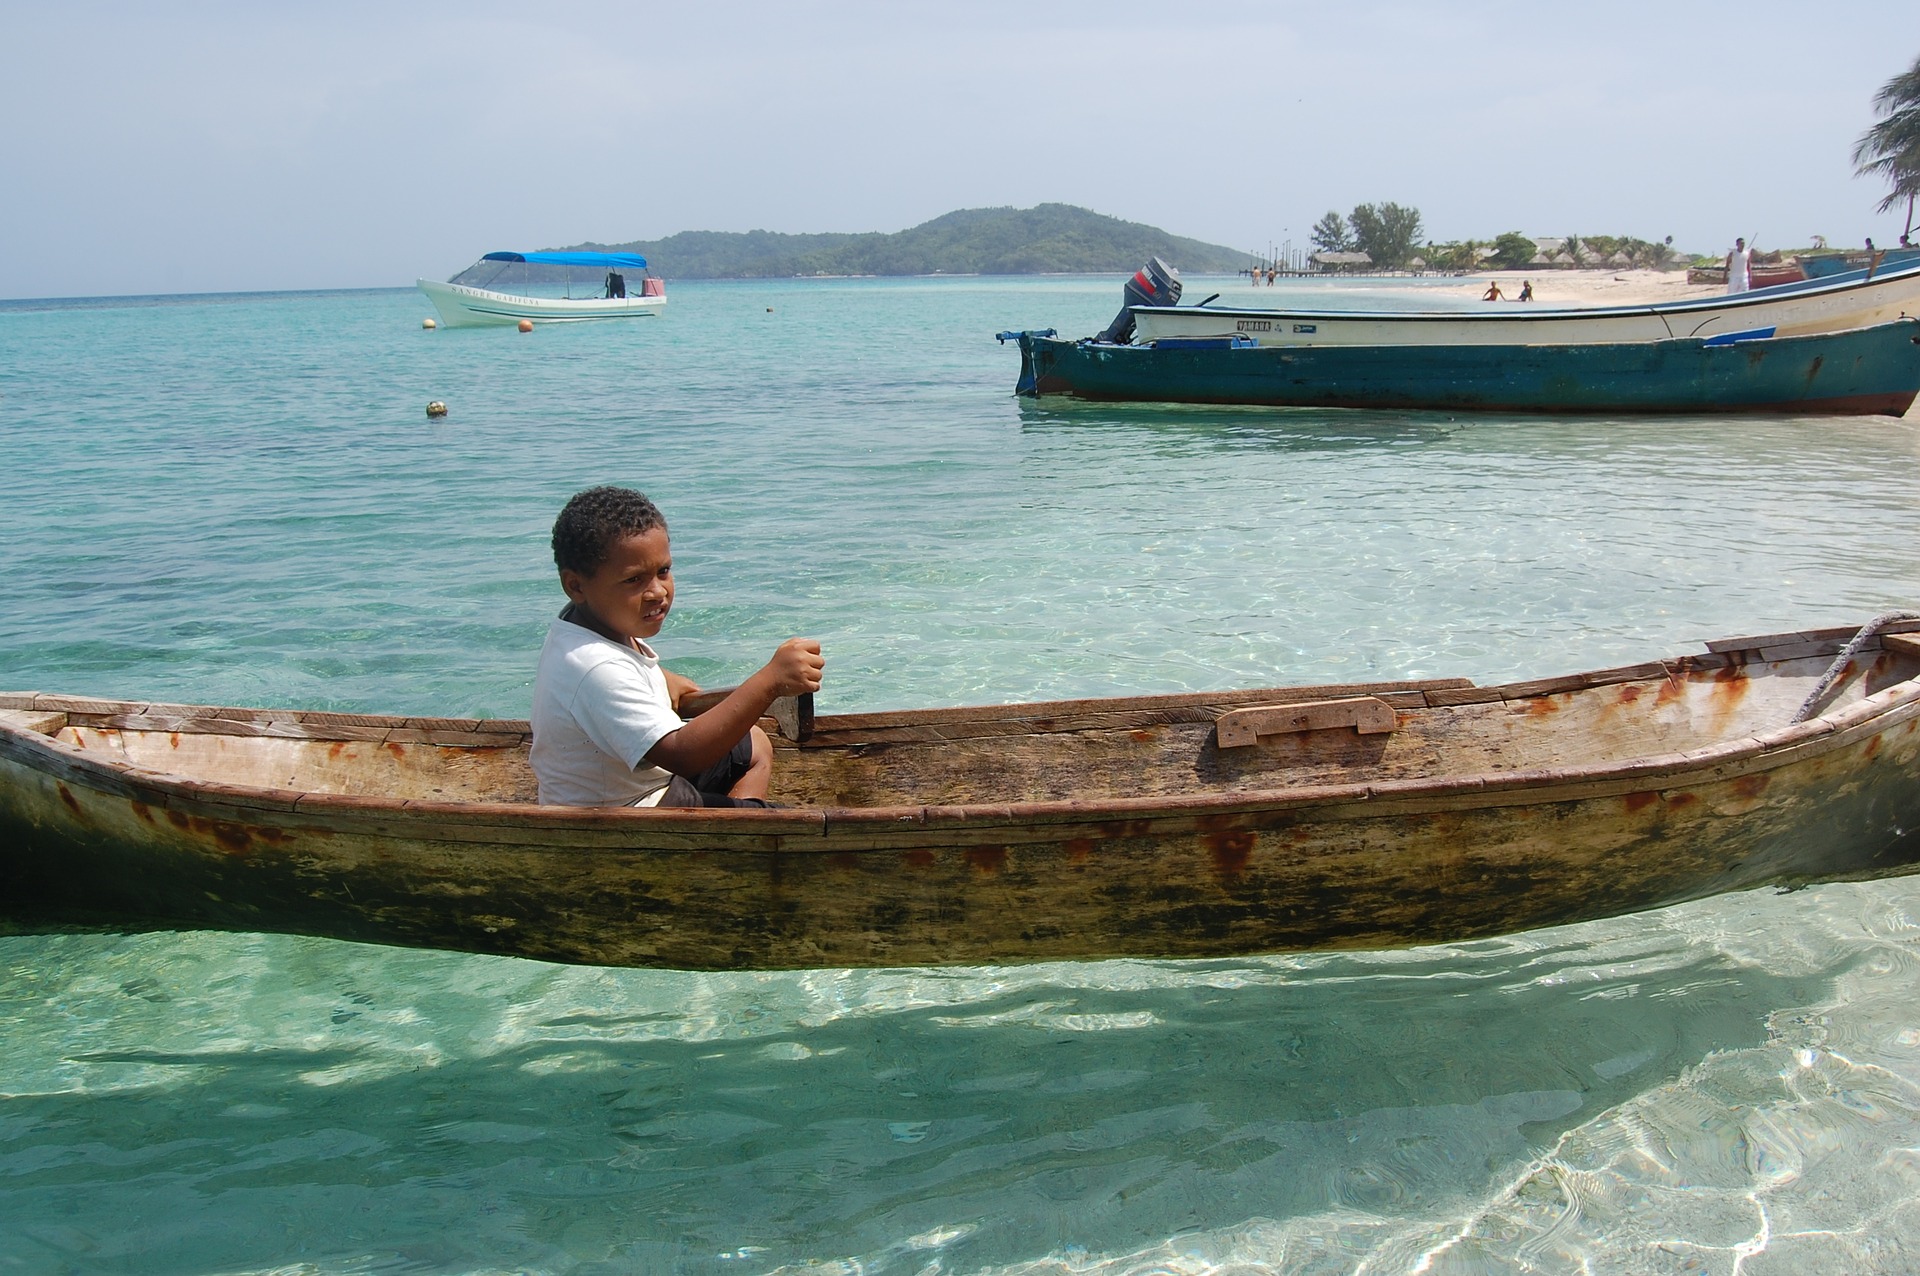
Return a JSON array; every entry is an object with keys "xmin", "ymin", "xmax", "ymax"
[{"xmin": 2, "ymin": 275, "xmax": 1920, "ymax": 1273}]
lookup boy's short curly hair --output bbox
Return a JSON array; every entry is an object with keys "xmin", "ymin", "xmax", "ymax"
[{"xmin": 551, "ymin": 486, "xmax": 667, "ymax": 576}]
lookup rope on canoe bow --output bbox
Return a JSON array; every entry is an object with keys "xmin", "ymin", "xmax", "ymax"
[{"xmin": 1791, "ymin": 610, "xmax": 1920, "ymax": 723}]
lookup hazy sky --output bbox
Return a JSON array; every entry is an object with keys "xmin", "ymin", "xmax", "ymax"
[{"xmin": 5, "ymin": 1, "xmax": 1918, "ymax": 299}]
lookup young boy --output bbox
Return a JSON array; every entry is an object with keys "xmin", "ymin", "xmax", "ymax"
[{"xmin": 530, "ymin": 485, "xmax": 824, "ymax": 807}]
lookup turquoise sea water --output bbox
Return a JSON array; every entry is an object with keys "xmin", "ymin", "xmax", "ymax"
[{"xmin": 4, "ymin": 276, "xmax": 1920, "ymax": 1273}]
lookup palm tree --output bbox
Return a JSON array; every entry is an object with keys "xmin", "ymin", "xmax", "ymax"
[{"xmin": 1853, "ymin": 53, "xmax": 1920, "ymax": 243}]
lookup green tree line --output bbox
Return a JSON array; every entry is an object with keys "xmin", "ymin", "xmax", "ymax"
[
  {"xmin": 1309, "ymin": 203, "xmax": 1424, "ymax": 268},
  {"xmin": 1309, "ymin": 206, "xmax": 1679, "ymax": 271}
]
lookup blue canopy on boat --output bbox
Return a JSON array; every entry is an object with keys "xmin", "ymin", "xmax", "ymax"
[{"xmin": 481, "ymin": 251, "xmax": 647, "ymax": 269}]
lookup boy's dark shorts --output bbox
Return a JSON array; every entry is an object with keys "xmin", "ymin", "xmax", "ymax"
[{"xmin": 659, "ymin": 734, "xmax": 769, "ymax": 808}]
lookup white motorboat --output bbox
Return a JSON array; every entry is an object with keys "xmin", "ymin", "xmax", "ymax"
[
  {"xmin": 1125, "ymin": 259, "xmax": 1920, "ymax": 348},
  {"xmin": 416, "ymin": 251, "xmax": 665, "ymax": 327}
]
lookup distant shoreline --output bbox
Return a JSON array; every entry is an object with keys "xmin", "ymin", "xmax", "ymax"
[{"xmin": 0, "ymin": 268, "xmax": 1720, "ymax": 309}]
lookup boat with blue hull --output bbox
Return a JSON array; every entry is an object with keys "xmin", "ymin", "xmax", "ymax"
[
  {"xmin": 1002, "ymin": 318, "xmax": 1920, "ymax": 417},
  {"xmin": 1801, "ymin": 246, "xmax": 1920, "ymax": 279}
]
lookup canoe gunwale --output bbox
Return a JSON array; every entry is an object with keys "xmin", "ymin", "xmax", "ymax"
[
  {"xmin": 6, "ymin": 629, "xmax": 1920, "ymax": 847},
  {"xmin": 801, "ymin": 676, "xmax": 1473, "ymax": 733},
  {"xmin": 3, "ymin": 622, "xmax": 1909, "ymax": 738}
]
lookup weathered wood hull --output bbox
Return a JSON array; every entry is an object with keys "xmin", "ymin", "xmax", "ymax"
[
  {"xmin": 1010, "ymin": 320, "xmax": 1920, "ymax": 416},
  {"xmin": 1686, "ymin": 263, "xmax": 1807, "ymax": 288},
  {"xmin": 5, "ymin": 625, "xmax": 1920, "ymax": 969}
]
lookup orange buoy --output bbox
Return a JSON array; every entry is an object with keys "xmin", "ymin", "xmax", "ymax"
[
  {"xmin": 422, "ymin": 317, "xmax": 437, "ymax": 329},
  {"xmin": 518, "ymin": 319, "xmax": 534, "ymax": 333}
]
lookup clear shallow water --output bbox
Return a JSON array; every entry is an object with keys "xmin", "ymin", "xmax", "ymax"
[{"xmin": 3, "ymin": 278, "xmax": 1920, "ymax": 1273}]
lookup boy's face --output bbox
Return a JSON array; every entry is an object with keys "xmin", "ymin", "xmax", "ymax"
[{"xmin": 561, "ymin": 527, "xmax": 674, "ymax": 642}]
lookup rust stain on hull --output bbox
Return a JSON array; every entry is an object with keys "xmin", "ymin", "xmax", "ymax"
[
  {"xmin": 1711, "ymin": 664, "xmax": 1752, "ymax": 702},
  {"xmin": 1208, "ymin": 829, "xmax": 1256, "ymax": 878},
  {"xmin": 965, "ymin": 846, "xmax": 1008, "ymax": 874},
  {"xmin": 207, "ymin": 820, "xmax": 253, "ymax": 855}
]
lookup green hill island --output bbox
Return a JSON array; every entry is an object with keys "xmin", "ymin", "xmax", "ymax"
[{"xmin": 559, "ymin": 204, "xmax": 1257, "ymax": 280}]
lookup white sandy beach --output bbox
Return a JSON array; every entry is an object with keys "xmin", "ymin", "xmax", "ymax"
[
  {"xmin": 1443, "ymin": 267, "xmax": 1720, "ymax": 306},
  {"xmin": 1224, "ymin": 267, "xmax": 1720, "ymax": 307}
]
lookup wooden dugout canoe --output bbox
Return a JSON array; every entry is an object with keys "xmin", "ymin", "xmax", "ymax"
[{"xmin": 5, "ymin": 622, "xmax": 1920, "ymax": 970}]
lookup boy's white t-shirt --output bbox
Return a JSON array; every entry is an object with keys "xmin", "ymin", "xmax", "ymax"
[{"xmin": 530, "ymin": 617, "xmax": 685, "ymax": 806}]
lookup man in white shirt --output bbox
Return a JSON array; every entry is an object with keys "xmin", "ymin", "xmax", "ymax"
[
  {"xmin": 1724, "ymin": 237, "xmax": 1752, "ymax": 294},
  {"xmin": 530, "ymin": 486, "xmax": 823, "ymax": 807}
]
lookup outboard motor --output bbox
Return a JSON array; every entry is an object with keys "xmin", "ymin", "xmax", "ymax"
[{"xmin": 1097, "ymin": 257, "xmax": 1182, "ymax": 344}]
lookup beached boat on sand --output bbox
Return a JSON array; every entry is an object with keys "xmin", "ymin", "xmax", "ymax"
[
  {"xmin": 1004, "ymin": 318, "xmax": 1920, "ymax": 416},
  {"xmin": 416, "ymin": 251, "xmax": 665, "ymax": 327},
  {"xmin": 1686, "ymin": 260, "xmax": 1806, "ymax": 288},
  {"xmin": 5, "ymin": 621, "xmax": 1920, "ymax": 970},
  {"xmin": 1802, "ymin": 246, "xmax": 1920, "ymax": 279},
  {"xmin": 1126, "ymin": 258, "xmax": 1920, "ymax": 348}
]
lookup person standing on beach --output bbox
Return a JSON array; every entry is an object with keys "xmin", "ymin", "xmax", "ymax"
[{"xmin": 1724, "ymin": 237, "xmax": 1753, "ymax": 294}]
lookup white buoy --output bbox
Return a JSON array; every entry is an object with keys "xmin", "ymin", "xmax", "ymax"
[
  {"xmin": 426, "ymin": 401, "xmax": 448, "ymax": 418},
  {"xmin": 422, "ymin": 317, "xmax": 436, "ymax": 329},
  {"xmin": 518, "ymin": 319, "xmax": 534, "ymax": 333}
]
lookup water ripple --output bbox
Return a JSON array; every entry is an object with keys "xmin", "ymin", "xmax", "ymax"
[{"xmin": 5, "ymin": 283, "xmax": 1920, "ymax": 1272}]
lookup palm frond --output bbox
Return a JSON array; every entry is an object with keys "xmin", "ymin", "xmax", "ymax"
[
  {"xmin": 1869, "ymin": 56, "xmax": 1920, "ymax": 115},
  {"xmin": 1853, "ymin": 114, "xmax": 1920, "ymax": 163},
  {"xmin": 1854, "ymin": 54, "xmax": 1920, "ymax": 199}
]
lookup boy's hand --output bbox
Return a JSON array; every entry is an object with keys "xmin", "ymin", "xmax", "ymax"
[
  {"xmin": 663, "ymin": 668, "xmax": 702, "ymax": 712},
  {"xmin": 765, "ymin": 638, "xmax": 824, "ymax": 697}
]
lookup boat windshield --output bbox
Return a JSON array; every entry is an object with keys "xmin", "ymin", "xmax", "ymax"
[{"xmin": 448, "ymin": 251, "xmax": 651, "ymax": 298}]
